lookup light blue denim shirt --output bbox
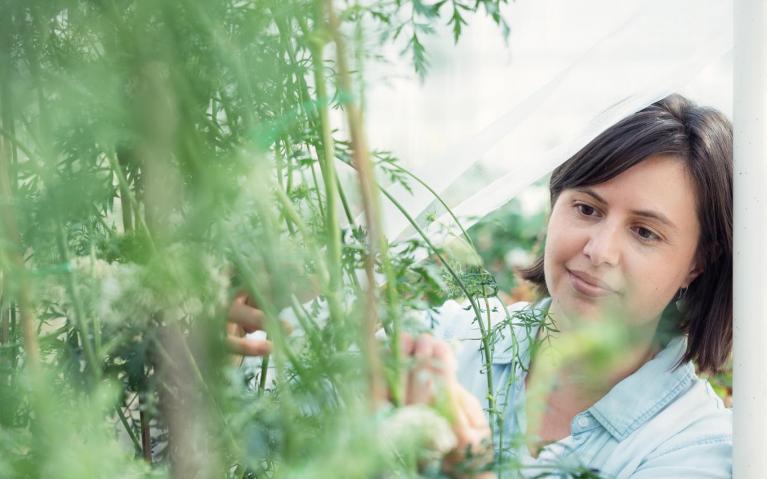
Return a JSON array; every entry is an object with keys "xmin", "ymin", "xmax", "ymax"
[{"xmin": 430, "ymin": 297, "xmax": 732, "ymax": 479}]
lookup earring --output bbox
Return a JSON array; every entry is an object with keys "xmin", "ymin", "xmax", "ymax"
[{"xmin": 675, "ymin": 287, "xmax": 688, "ymax": 312}]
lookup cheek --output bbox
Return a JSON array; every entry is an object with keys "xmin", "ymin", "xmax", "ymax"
[
  {"xmin": 543, "ymin": 215, "xmax": 582, "ymax": 288},
  {"xmin": 621, "ymin": 253, "xmax": 688, "ymax": 316}
]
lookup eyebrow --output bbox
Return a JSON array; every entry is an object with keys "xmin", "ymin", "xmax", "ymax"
[{"xmin": 575, "ymin": 187, "xmax": 678, "ymax": 230}]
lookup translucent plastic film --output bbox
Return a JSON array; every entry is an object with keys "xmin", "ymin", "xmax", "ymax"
[{"xmin": 365, "ymin": 0, "xmax": 732, "ymax": 244}]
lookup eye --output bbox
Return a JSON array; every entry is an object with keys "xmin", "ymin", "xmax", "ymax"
[
  {"xmin": 575, "ymin": 203, "xmax": 599, "ymax": 217},
  {"xmin": 633, "ymin": 226, "xmax": 661, "ymax": 242}
]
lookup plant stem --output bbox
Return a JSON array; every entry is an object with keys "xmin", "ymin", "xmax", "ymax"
[
  {"xmin": 380, "ymin": 185, "xmax": 494, "ymax": 431},
  {"xmin": 335, "ymin": 174, "xmax": 355, "ymax": 227},
  {"xmin": 278, "ymin": 139, "xmax": 298, "ymax": 236},
  {"xmin": 306, "ymin": 11, "xmax": 346, "ymax": 347},
  {"xmin": 273, "ymin": 187, "xmax": 330, "ymax": 286},
  {"xmin": 139, "ymin": 398, "xmax": 152, "ymax": 462},
  {"xmin": 0, "ymin": 85, "xmax": 38, "ymax": 368},
  {"xmin": 482, "ymin": 288, "xmax": 497, "ymax": 436},
  {"xmin": 115, "ymin": 404, "xmax": 143, "ymax": 455},
  {"xmin": 309, "ymin": 160, "xmax": 326, "ymax": 220},
  {"xmin": 391, "ymin": 163, "xmax": 475, "ymax": 249},
  {"xmin": 0, "ymin": 302, "xmax": 8, "ymax": 347},
  {"xmin": 106, "ymin": 152, "xmax": 156, "ymax": 252},
  {"xmin": 55, "ymin": 221, "xmax": 101, "ymax": 382},
  {"xmin": 257, "ymin": 353, "xmax": 270, "ymax": 396},
  {"xmin": 321, "ymin": 0, "xmax": 398, "ymax": 406},
  {"xmin": 226, "ymin": 239, "xmax": 307, "ymax": 379},
  {"xmin": 116, "ymin": 150, "xmax": 135, "ymax": 233},
  {"xmin": 289, "ymin": 294, "xmax": 325, "ymax": 356}
]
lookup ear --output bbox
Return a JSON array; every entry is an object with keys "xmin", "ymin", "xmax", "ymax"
[{"xmin": 682, "ymin": 261, "xmax": 704, "ymax": 288}]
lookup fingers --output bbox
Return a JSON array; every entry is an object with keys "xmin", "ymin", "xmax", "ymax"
[
  {"xmin": 229, "ymin": 293, "xmax": 294, "ymax": 334},
  {"xmin": 227, "ymin": 321, "xmax": 245, "ymax": 338},
  {"xmin": 399, "ymin": 335, "xmax": 493, "ymax": 469},
  {"xmin": 229, "ymin": 294, "xmax": 266, "ymax": 333},
  {"xmin": 457, "ymin": 386, "xmax": 488, "ymax": 431},
  {"xmin": 432, "ymin": 339, "xmax": 457, "ymax": 377},
  {"xmin": 399, "ymin": 332, "xmax": 416, "ymax": 356},
  {"xmin": 440, "ymin": 385, "xmax": 492, "ymax": 475},
  {"xmin": 226, "ymin": 335, "xmax": 273, "ymax": 356},
  {"xmin": 414, "ymin": 333, "xmax": 436, "ymax": 359},
  {"xmin": 404, "ymin": 334, "xmax": 459, "ymax": 405},
  {"xmin": 406, "ymin": 334, "xmax": 434, "ymax": 404}
]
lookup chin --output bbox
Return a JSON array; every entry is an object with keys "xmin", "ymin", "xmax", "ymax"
[
  {"xmin": 557, "ymin": 295, "xmax": 603, "ymax": 320},
  {"xmin": 552, "ymin": 281, "xmax": 620, "ymax": 322}
]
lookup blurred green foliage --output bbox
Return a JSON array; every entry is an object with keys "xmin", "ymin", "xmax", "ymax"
[
  {"xmin": 0, "ymin": 1, "xmax": 563, "ymax": 478},
  {"xmin": 468, "ymin": 186, "xmax": 548, "ymax": 297},
  {"xmin": 0, "ymin": 1, "xmax": 729, "ymax": 477}
]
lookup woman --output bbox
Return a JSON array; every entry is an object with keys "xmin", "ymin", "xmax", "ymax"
[{"xmin": 229, "ymin": 94, "xmax": 733, "ymax": 478}]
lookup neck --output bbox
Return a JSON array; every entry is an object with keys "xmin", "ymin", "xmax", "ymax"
[{"xmin": 527, "ymin": 300, "xmax": 662, "ymax": 412}]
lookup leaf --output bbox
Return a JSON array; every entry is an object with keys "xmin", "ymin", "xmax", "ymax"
[
  {"xmin": 408, "ymin": 32, "xmax": 429, "ymax": 79},
  {"xmin": 412, "ymin": 0, "xmax": 442, "ymax": 18},
  {"xmin": 374, "ymin": 150, "xmax": 413, "ymax": 194},
  {"xmin": 449, "ymin": 7, "xmax": 468, "ymax": 43},
  {"xmin": 414, "ymin": 22, "xmax": 436, "ymax": 35}
]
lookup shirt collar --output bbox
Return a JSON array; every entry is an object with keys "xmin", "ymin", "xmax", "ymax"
[{"xmin": 588, "ymin": 335, "xmax": 696, "ymax": 441}]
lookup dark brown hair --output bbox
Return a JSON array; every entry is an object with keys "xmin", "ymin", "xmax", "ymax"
[{"xmin": 519, "ymin": 94, "xmax": 732, "ymax": 374}]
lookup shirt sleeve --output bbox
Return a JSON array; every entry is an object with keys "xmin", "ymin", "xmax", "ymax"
[{"xmin": 626, "ymin": 437, "xmax": 732, "ymax": 479}]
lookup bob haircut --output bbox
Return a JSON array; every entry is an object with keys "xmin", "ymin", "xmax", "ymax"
[{"xmin": 520, "ymin": 94, "xmax": 732, "ymax": 374}]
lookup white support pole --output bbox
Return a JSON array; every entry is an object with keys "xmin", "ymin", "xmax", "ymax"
[{"xmin": 733, "ymin": 0, "xmax": 767, "ymax": 477}]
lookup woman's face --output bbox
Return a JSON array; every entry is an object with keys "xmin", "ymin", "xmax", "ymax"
[{"xmin": 544, "ymin": 155, "xmax": 702, "ymax": 326}]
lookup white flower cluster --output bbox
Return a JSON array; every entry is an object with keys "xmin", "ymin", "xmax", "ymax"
[
  {"xmin": 379, "ymin": 404, "xmax": 457, "ymax": 467},
  {"xmin": 62, "ymin": 247, "xmax": 230, "ymax": 329}
]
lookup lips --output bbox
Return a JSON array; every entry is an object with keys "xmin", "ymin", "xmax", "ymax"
[{"xmin": 566, "ymin": 268, "xmax": 616, "ymax": 298}]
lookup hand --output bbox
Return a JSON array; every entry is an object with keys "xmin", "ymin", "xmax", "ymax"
[
  {"xmin": 401, "ymin": 334, "xmax": 494, "ymax": 478},
  {"xmin": 226, "ymin": 293, "xmax": 273, "ymax": 357}
]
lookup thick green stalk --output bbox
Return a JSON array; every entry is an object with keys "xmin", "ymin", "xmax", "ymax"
[
  {"xmin": 321, "ymin": 0, "xmax": 398, "ymax": 406},
  {"xmin": 0, "ymin": 84, "xmax": 38, "ymax": 368},
  {"xmin": 55, "ymin": 221, "xmax": 101, "ymax": 382},
  {"xmin": 306, "ymin": 13, "xmax": 345, "ymax": 344},
  {"xmin": 283, "ymin": 13, "xmax": 361, "ymax": 297},
  {"xmin": 106, "ymin": 152, "xmax": 156, "ymax": 252},
  {"xmin": 116, "ymin": 150, "xmax": 135, "ymax": 234}
]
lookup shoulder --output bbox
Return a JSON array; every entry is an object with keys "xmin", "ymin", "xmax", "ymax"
[
  {"xmin": 641, "ymin": 377, "xmax": 731, "ymax": 459},
  {"xmin": 608, "ymin": 376, "xmax": 732, "ymax": 478},
  {"xmin": 430, "ymin": 298, "xmax": 547, "ymax": 365}
]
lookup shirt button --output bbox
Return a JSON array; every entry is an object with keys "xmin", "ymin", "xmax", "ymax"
[{"xmin": 577, "ymin": 416, "xmax": 590, "ymax": 428}]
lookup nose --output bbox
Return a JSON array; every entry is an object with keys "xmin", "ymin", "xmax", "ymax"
[{"xmin": 582, "ymin": 222, "xmax": 621, "ymax": 267}]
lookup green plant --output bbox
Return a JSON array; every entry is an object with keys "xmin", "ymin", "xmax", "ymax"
[{"xmin": 0, "ymin": 1, "xmax": 598, "ymax": 478}]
